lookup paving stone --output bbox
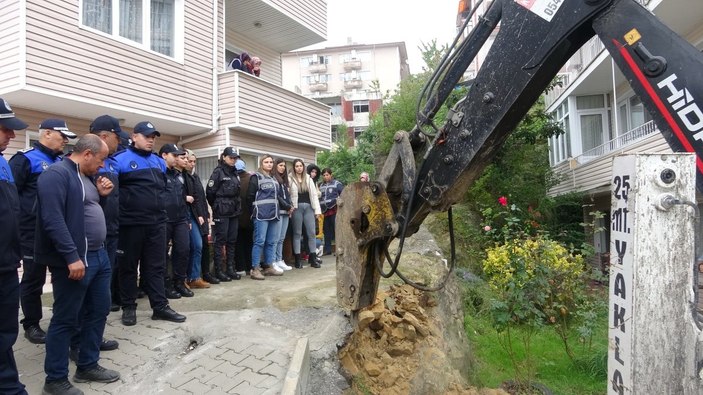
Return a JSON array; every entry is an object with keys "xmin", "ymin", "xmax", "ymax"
[
  {"xmin": 228, "ymin": 381, "xmax": 267, "ymax": 395},
  {"xmin": 238, "ymin": 355, "xmax": 271, "ymax": 373},
  {"xmin": 178, "ymin": 378, "xmax": 213, "ymax": 394},
  {"xmin": 231, "ymin": 368, "xmax": 269, "ymax": 387}
]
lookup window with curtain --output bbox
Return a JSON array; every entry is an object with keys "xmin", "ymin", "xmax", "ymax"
[
  {"xmin": 120, "ymin": 0, "xmax": 143, "ymax": 43},
  {"xmin": 83, "ymin": 0, "xmax": 112, "ymax": 34},
  {"xmin": 81, "ymin": 0, "xmax": 179, "ymax": 58},
  {"xmin": 151, "ymin": 0, "xmax": 175, "ymax": 57},
  {"xmin": 580, "ymin": 114, "xmax": 604, "ymax": 151}
]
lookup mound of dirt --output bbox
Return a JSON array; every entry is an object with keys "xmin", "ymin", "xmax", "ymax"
[{"xmin": 338, "ymin": 282, "xmax": 507, "ymax": 395}]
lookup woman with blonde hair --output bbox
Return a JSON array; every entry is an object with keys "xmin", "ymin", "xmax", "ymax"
[{"xmin": 289, "ymin": 159, "xmax": 322, "ymax": 268}]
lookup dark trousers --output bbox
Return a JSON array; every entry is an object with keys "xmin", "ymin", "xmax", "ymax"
[
  {"xmin": 106, "ymin": 235, "xmax": 119, "ymax": 306},
  {"xmin": 45, "ymin": 249, "xmax": 111, "ymax": 382},
  {"xmin": 200, "ymin": 234, "xmax": 211, "ymax": 275},
  {"xmin": 235, "ymin": 226, "xmax": 253, "ymax": 273},
  {"xmin": 0, "ymin": 271, "xmax": 27, "ymax": 395},
  {"xmin": 117, "ymin": 224, "xmax": 168, "ymax": 310},
  {"xmin": 323, "ymin": 213, "xmax": 336, "ymax": 254},
  {"xmin": 213, "ymin": 217, "xmax": 238, "ymax": 272},
  {"xmin": 166, "ymin": 220, "xmax": 190, "ymax": 284},
  {"xmin": 19, "ymin": 237, "xmax": 45, "ymax": 329}
]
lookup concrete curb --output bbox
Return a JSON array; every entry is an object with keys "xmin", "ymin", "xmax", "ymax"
[{"xmin": 281, "ymin": 337, "xmax": 310, "ymax": 395}]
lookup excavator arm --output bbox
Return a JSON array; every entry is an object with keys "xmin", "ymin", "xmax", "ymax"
[{"xmin": 336, "ymin": 0, "xmax": 703, "ymax": 311}]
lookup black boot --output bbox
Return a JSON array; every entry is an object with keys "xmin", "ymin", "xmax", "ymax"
[
  {"xmin": 294, "ymin": 254, "xmax": 303, "ymax": 269},
  {"xmin": 202, "ymin": 272, "xmax": 220, "ymax": 285},
  {"xmin": 309, "ymin": 252, "xmax": 320, "ymax": 268},
  {"xmin": 225, "ymin": 263, "xmax": 241, "ymax": 280},
  {"xmin": 214, "ymin": 262, "xmax": 232, "ymax": 282}
]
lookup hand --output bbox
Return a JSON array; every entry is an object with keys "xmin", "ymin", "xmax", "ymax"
[
  {"xmin": 67, "ymin": 260, "xmax": 86, "ymax": 281},
  {"xmin": 96, "ymin": 176, "xmax": 114, "ymax": 196},
  {"xmin": 198, "ymin": 216, "xmax": 205, "ymax": 226},
  {"xmin": 186, "ymin": 195, "xmax": 194, "ymax": 203}
]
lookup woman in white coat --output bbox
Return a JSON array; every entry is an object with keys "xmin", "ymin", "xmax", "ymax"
[{"xmin": 289, "ymin": 159, "xmax": 322, "ymax": 268}]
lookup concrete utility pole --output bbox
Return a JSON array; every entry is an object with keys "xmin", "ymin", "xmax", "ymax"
[{"xmin": 608, "ymin": 153, "xmax": 702, "ymax": 394}]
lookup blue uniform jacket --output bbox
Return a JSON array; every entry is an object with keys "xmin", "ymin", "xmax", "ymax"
[
  {"xmin": 34, "ymin": 158, "xmax": 87, "ymax": 267},
  {"xmin": 114, "ymin": 145, "xmax": 167, "ymax": 226},
  {"xmin": 98, "ymin": 155, "xmax": 120, "ymax": 237},
  {"xmin": 0, "ymin": 154, "xmax": 21, "ymax": 273},
  {"xmin": 9, "ymin": 142, "xmax": 62, "ymax": 237}
]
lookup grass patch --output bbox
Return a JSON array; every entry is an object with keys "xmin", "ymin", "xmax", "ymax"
[{"xmin": 463, "ymin": 282, "xmax": 608, "ymax": 394}]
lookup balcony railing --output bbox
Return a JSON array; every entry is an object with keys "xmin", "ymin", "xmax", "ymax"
[
  {"xmin": 545, "ymin": 36, "xmax": 605, "ymax": 107},
  {"xmin": 309, "ymin": 62, "xmax": 327, "ymax": 73},
  {"xmin": 309, "ymin": 82, "xmax": 328, "ymax": 92},
  {"xmin": 575, "ymin": 120, "xmax": 658, "ymax": 164},
  {"xmin": 344, "ymin": 79, "xmax": 363, "ymax": 90},
  {"xmin": 343, "ymin": 59, "xmax": 362, "ymax": 71}
]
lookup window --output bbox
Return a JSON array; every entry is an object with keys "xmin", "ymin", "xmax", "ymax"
[
  {"xmin": 353, "ymin": 101, "xmax": 369, "ymax": 113},
  {"xmin": 549, "ymin": 101, "xmax": 571, "ymax": 165},
  {"xmin": 353, "ymin": 127, "xmax": 366, "ymax": 140},
  {"xmin": 82, "ymin": 0, "xmax": 182, "ymax": 58}
]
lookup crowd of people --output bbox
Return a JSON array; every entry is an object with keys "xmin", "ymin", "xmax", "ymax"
[{"xmin": 0, "ymin": 97, "xmax": 346, "ymax": 395}]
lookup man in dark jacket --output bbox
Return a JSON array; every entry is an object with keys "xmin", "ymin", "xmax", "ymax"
[
  {"xmin": 91, "ymin": 115, "xmax": 129, "ymax": 313},
  {"xmin": 10, "ymin": 119, "xmax": 76, "ymax": 344},
  {"xmin": 36, "ymin": 135, "xmax": 120, "ymax": 395},
  {"xmin": 0, "ymin": 98, "xmax": 28, "ymax": 395},
  {"xmin": 114, "ymin": 122, "xmax": 185, "ymax": 326},
  {"xmin": 234, "ymin": 159, "xmax": 254, "ymax": 274},
  {"xmin": 160, "ymin": 143, "xmax": 193, "ymax": 298},
  {"xmin": 206, "ymin": 147, "xmax": 242, "ymax": 281}
]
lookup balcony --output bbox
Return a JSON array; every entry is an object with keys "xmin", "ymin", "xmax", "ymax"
[
  {"xmin": 218, "ymin": 70, "xmax": 330, "ymax": 147},
  {"xmin": 344, "ymin": 78, "xmax": 363, "ymax": 90},
  {"xmin": 309, "ymin": 62, "xmax": 327, "ymax": 73},
  {"xmin": 309, "ymin": 82, "xmax": 328, "ymax": 92},
  {"xmin": 574, "ymin": 120, "xmax": 658, "ymax": 164},
  {"xmin": 343, "ymin": 59, "xmax": 362, "ymax": 71}
]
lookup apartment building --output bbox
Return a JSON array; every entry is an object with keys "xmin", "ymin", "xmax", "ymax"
[
  {"xmin": 545, "ymin": 0, "xmax": 703, "ymax": 257},
  {"xmin": 281, "ymin": 41, "xmax": 409, "ymax": 145},
  {"xmin": 0, "ymin": 0, "xmax": 330, "ymax": 178}
]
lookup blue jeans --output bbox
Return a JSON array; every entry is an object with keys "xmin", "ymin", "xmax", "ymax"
[
  {"xmin": 252, "ymin": 219, "xmax": 281, "ymax": 269},
  {"xmin": 187, "ymin": 215, "xmax": 203, "ymax": 281},
  {"xmin": 45, "ymin": 248, "xmax": 111, "ymax": 381},
  {"xmin": 275, "ymin": 214, "xmax": 290, "ymax": 262}
]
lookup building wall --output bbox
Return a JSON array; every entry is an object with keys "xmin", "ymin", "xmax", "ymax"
[
  {"xmin": 23, "ymin": 0, "xmax": 213, "ymax": 126},
  {"xmin": 269, "ymin": 0, "xmax": 326, "ymax": 39},
  {"xmin": 550, "ymin": 134, "xmax": 673, "ymax": 196},
  {"xmin": 281, "ymin": 42, "xmax": 408, "ymax": 100},
  {"xmin": 0, "ymin": 0, "xmax": 23, "ymax": 94}
]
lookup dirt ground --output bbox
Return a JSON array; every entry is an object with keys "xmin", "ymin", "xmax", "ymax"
[{"xmin": 337, "ymin": 225, "xmax": 508, "ymax": 395}]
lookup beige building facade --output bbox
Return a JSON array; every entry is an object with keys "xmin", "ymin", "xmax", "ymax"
[
  {"xmin": 0, "ymin": 0, "xmax": 330, "ymax": 177},
  {"xmin": 281, "ymin": 41, "xmax": 409, "ymax": 144}
]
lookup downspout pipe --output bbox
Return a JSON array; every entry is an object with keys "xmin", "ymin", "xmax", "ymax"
[{"xmin": 181, "ymin": 0, "xmax": 220, "ymax": 146}]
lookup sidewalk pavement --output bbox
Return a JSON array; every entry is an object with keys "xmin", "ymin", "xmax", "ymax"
[{"xmin": 14, "ymin": 255, "xmax": 346, "ymax": 395}]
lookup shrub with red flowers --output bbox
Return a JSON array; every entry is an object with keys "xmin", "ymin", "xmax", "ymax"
[{"xmin": 480, "ymin": 196, "xmax": 544, "ymax": 246}]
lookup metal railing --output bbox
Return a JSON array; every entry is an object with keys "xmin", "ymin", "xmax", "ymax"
[{"xmin": 575, "ymin": 120, "xmax": 658, "ymax": 163}]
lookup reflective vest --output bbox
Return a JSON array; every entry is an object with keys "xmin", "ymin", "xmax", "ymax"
[{"xmin": 252, "ymin": 172, "xmax": 279, "ymax": 221}]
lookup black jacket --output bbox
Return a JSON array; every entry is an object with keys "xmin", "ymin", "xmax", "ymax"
[
  {"xmin": 206, "ymin": 163, "xmax": 241, "ymax": 218},
  {"xmin": 114, "ymin": 145, "xmax": 167, "ymax": 226},
  {"xmin": 34, "ymin": 158, "xmax": 89, "ymax": 267},
  {"xmin": 97, "ymin": 155, "xmax": 120, "ymax": 237},
  {"xmin": 0, "ymin": 155, "xmax": 21, "ymax": 273},
  {"xmin": 163, "ymin": 168, "xmax": 188, "ymax": 223},
  {"xmin": 187, "ymin": 172, "xmax": 209, "ymax": 236}
]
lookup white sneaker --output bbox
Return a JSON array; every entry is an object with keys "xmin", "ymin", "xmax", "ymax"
[
  {"xmin": 270, "ymin": 263, "xmax": 284, "ymax": 274},
  {"xmin": 275, "ymin": 260, "xmax": 293, "ymax": 271}
]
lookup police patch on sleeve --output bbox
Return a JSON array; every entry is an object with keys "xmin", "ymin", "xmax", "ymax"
[{"xmin": 208, "ymin": 180, "xmax": 215, "ymax": 187}]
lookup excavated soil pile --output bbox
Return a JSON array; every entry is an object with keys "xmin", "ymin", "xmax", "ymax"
[{"xmin": 339, "ymin": 283, "xmax": 507, "ymax": 395}]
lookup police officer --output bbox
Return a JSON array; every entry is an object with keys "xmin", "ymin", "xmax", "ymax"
[
  {"xmin": 159, "ymin": 143, "xmax": 193, "ymax": 298},
  {"xmin": 0, "ymin": 98, "xmax": 29, "ymax": 395},
  {"xmin": 206, "ymin": 147, "xmax": 242, "ymax": 282},
  {"xmin": 90, "ymin": 115, "xmax": 129, "ymax": 313},
  {"xmin": 114, "ymin": 122, "xmax": 185, "ymax": 326},
  {"xmin": 10, "ymin": 119, "xmax": 76, "ymax": 344}
]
